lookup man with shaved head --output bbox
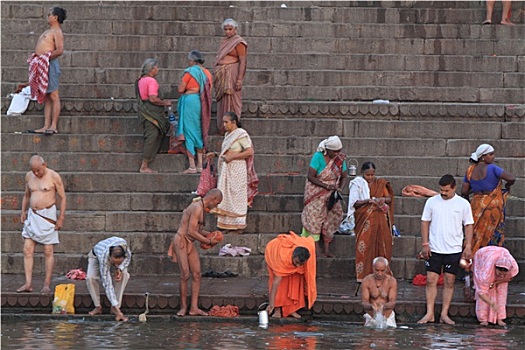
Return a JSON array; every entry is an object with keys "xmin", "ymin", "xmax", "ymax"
[
  {"xmin": 361, "ymin": 256, "xmax": 398, "ymax": 327},
  {"xmin": 17, "ymin": 155, "xmax": 66, "ymax": 294}
]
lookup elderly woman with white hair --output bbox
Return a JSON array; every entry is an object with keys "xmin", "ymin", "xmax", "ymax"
[
  {"xmin": 136, "ymin": 58, "xmax": 172, "ymax": 173},
  {"xmin": 461, "ymin": 144, "xmax": 515, "ymax": 255},
  {"xmin": 301, "ymin": 136, "xmax": 347, "ymax": 258},
  {"xmin": 213, "ymin": 18, "xmax": 247, "ymax": 134}
]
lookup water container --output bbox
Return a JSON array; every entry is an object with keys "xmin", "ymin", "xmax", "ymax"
[
  {"xmin": 258, "ymin": 302, "xmax": 269, "ymax": 329},
  {"xmin": 168, "ymin": 107, "xmax": 177, "ymax": 136}
]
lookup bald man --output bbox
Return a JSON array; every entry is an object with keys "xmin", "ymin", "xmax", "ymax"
[
  {"xmin": 168, "ymin": 189, "xmax": 223, "ymax": 316},
  {"xmin": 361, "ymin": 257, "xmax": 398, "ymax": 327},
  {"xmin": 17, "ymin": 155, "xmax": 66, "ymax": 294}
]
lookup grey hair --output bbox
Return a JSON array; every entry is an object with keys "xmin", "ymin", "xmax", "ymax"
[
  {"xmin": 29, "ymin": 154, "xmax": 45, "ymax": 166},
  {"xmin": 373, "ymin": 257, "xmax": 389, "ymax": 267},
  {"xmin": 222, "ymin": 18, "xmax": 238, "ymax": 29},
  {"xmin": 140, "ymin": 58, "xmax": 158, "ymax": 76},
  {"xmin": 188, "ymin": 50, "xmax": 205, "ymax": 64}
]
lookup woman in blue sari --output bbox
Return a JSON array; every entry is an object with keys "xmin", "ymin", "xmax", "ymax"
[{"xmin": 170, "ymin": 50, "xmax": 212, "ymax": 173}]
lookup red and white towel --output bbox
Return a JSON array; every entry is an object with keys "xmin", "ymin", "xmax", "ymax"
[{"xmin": 27, "ymin": 51, "xmax": 51, "ymax": 104}]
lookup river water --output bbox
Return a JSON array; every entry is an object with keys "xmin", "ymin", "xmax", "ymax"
[{"xmin": 1, "ymin": 317, "xmax": 524, "ymax": 349}]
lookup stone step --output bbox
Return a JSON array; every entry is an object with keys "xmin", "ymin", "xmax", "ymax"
[
  {"xmin": 2, "ymin": 170, "xmax": 524, "ymax": 197},
  {"xmin": 2, "ymin": 133, "xmax": 524, "ymax": 159},
  {"xmin": 3, "ymin": 151, "xmax": 524, "ymax": 178},
  {"xmin": 3, "ymin": 229, "xmax": 524, "ymax": 258},
  {"xmin": 4, "ymin": 32, "xmax": 524, "ymax": 56},
  {"xmin": 3, "ymin": 99, "xmax": 524, "ymax": 121},
  {"xmin": 5, "ymin": 66, "xmax": 524, "ymax": 89},
  {"xmin": 3, "ymin": 50, "xmax": 522, "ymax": 72},
  {"xmin": 2, "ymin": 250, "xmax": 525, "ymax": 280},
  {"xmin": 2, "ymin": 188, "xmax": 522, "ymax": 217},
  {"xmin": 3, "ymin": 82, "xmax": 523, "ymax": 104},
  {"xmin": 2, "ymin": 209, "xmax": 523, "ymax": 237},
  {"xmin": 4, "ymin": 3, "xmax": 514, "ymax": 25},
  {"xmin": 4, "ymin": 115, "xmax": 522, "ymax": 140},
  {"xmin": 4, "ymin": 18, "xmax": 525, "ymax": 40},
  {"xmin": 2, "ymin": 189, "xmax": 524, "ymax": 218}
]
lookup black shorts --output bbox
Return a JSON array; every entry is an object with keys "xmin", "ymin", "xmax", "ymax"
[{"xmin": 425, "ymin": 252, "xmax": 462, "ymax": 276}]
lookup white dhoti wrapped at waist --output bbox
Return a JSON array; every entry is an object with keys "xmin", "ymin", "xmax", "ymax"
[{"xmin": 21, "ymin": 205, "xmax": 60, "ymax": 245}]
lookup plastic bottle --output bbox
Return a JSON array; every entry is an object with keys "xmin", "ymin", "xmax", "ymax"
[{"xmin": 168, "ymin": 107, "xmax": 177, "ymax": 136}]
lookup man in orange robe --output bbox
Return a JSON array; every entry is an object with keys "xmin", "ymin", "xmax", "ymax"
[{"xmin": 265, "ymin": 231, "xmax": 317, "ymax": 318}]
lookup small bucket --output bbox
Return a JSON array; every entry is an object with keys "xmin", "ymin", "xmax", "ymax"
[
  {"xmin": 347, "ymin": 159, "xmax": 358, "ymax": 176},
  {"xmin": 258, "ymin": 302, "xmax": 269, "ymax": 328}
]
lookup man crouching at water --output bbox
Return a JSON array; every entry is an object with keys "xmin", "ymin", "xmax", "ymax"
[
  {"xmin": 168, "ymin": 189, "xmax": 223, "ymax": 316},
  {"xmin": 361, "ymin": 257, "xmax": 397, "ymax": 327}
]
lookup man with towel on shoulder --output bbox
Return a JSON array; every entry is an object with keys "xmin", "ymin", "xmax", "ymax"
[
  {"xmin": 17, "ymin": 155, "xmax": 66, "ymax": 295},
  {"xmin": 28, "ymin": 6, "xmax": 66, "ymax": 135},
  {"xmin": 265, "ymin": 231, "xmax": 317, "ymax": 318}
]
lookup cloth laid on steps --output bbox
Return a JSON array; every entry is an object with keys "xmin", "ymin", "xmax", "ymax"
[
  {"xmin": 202, "ymin": 270, "xmax": 238, "ymax": 278},
  {"xmin": 402, "ymin": 185, "xmax": 438, "ymax": 197},
  {"xmin": 412, "ymin": 273, "xmax": 444, "ymax": 286},
  {"xmin": 65, "ymin": 268, "xmax": 86, "ymax": 280},
  {"xmin": 7, "ymin": 86, "xmax": 34, "ymax": 116},
  {"xmin": 209, "ymin": 305, "xmax": 240, "ymax": 317},
  {"xmin": 219, "ymin": 243, "xmax": 251, "ymax": 257}
]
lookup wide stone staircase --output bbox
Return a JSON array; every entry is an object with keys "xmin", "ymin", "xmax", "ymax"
[{"xmin": 1, "ymin": 1, "xmax": 524, "ymax": 284}]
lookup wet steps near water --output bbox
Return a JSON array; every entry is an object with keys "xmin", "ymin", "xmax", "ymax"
[{"xmin": 1, "ymin": 1, "xmax": 524, "ymax": 283}]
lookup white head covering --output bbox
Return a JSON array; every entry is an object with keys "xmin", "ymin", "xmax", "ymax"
[
  {"xmin": 470, "ymin": 144, "xmax": 494, "ymax": 162},
  {"xmin": 317, "ymin": 136, "xmax": 343, "ymax": 154}
]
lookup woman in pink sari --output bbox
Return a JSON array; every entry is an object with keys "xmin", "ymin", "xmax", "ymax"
[
  {"xmin": 473, "ymin": 246, "xmax": 518, "ymax": 326},
  {"xmin": 213, "ymin": 18, "xmax": 247, "ymax": 134}
]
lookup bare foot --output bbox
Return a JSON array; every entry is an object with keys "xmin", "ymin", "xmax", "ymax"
[
  {"xmin": 497, "ymin": 319, "xmax": 506, "ymax": 326},
  {"xmin": 289, "ymin": 312, "xmax": 301, "ymax": 319},
  {"xmin": 501, "ymin": 20, "xmax": 514, "ymax": 25},
  {"xmin": 34, "ymin": 127, "xmax": 48, "ymax": 133},
  {"xmin": 271, "ymin": 309, "xmax": 282, "ymax": 318},
  {"xmin": 189, "ymin": 308, "xmax": 209, "ymax": 316},
  {"xmin": 417, "ymin": 314, "xmax": 435, "ymax": 324},
  {"xmin": 89, "ymin": 306, "xmax": 103, "ymax": 316},
  {"xmin": 176, "ymin": 307, "xmax": 187, "ymax": 317},
  {"xmin": 439, "ymin": 315, "xmax": 455, "ymax": 325},
  {"xmin": 41, "ymin": 286, "xmax": 51, "ymax": 295},
  {"xmin": 115, "ymin": 314, "xmax": 129, "ymax": 322},
  {"xmin": 16, "ymin": 284, "xmax": 33, "ymax": 293},
  {"xmin": 480, "ymin": 321, "xmax": 488, "ymax": 326},
  {"xmin": 139, "ymin": 167, "xmax": 158, "ymax": 173},
  {"xmin": 323, "ymin": 252, "xmax": 335, "ymax": 258}
]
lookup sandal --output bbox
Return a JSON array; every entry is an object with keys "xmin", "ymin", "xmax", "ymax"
[
  {"xmin": 182, "ymin": 168, "xmax": 197, "ymax": 174},
  {"xmin": 482, "ymin": 19, "xmax": 492, "ymax": 25},
  {"xmin": 196, "ymin": 167, "xmax": 203, "ymax": 173}
]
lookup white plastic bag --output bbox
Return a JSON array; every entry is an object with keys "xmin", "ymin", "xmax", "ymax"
[{"xmin": 338, "ymin": 215, "xmax": 355, "ymax": 235}]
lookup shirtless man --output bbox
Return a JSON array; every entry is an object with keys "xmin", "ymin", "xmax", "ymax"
[
  {"xmin": 29, "ymin": 6, "xmax": 66, "ymax": 135},
  {"xmin": 213, "ymin": 18, "xmax": 247, "ymax": 134},
  {"xmin": 169, "ymin": 189, "xmax": 223, "ymax": 316},
  {"xmin": 361, "ymin": 257, "xmax": 398, "ymax": 327},
  {"xmin": 17, "ymin": 155, "xmax": 66, "ymax": 294}
]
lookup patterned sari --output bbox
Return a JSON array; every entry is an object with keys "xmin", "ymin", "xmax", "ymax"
[
  {"xmin": 301, "ymin": 154, "xmax": 345, "ymax": 244},
  {"xmin": 216, "ymin": 128, "xmax": 258, "ymax": 230},
  {"xmin": 354, "ymin": 178, "xmax": 394, "ymax": 282},
  {"xmin": 466, "ymin": 165, "xmax": 509, "ymax": 255}
]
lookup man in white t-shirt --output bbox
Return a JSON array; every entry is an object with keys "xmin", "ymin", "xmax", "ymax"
[{"xmin": 418, "ymin": 174, "xmax": 473, "ymax": 325}]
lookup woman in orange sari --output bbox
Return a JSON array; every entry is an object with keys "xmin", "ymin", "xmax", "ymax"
[
  {"xmin": 461, "ymin": 144, "xmax": 515, "ymax": 256},
  {"xmin": 350, "ymin": 162, "xmax": 395, "ymax": 282},
  {"xmin": 213, "ymin": 18, "xmax": 247, "ymax": 134}
]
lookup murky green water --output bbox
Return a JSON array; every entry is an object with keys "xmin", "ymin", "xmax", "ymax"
[{"xmin": 1, "ymin": 317, "xmax": 524, "ymax": 349}]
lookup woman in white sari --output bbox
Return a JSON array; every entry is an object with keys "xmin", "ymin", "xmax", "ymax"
[{"xmin": 207, "ymin": 112, "xmax": 258, "ymax": 232}]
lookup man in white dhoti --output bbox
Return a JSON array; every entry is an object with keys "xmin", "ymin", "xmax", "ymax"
[{"xmin": 17, "ymin": 155, "xmax": 66, "ymax": 294}]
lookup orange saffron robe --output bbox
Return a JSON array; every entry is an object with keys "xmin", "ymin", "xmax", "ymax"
[{"xmin": 265, "ymin": 231, "xmax": 317, "ymax": 317}]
